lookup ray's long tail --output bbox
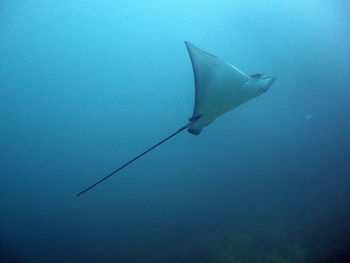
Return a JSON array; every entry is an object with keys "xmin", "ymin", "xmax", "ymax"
[{"xmin": 76, "ymin": 122, "xmax": 192, "ymax": 197}]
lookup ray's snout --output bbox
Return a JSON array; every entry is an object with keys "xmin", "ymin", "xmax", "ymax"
[{"xmin": 262, "ymin": 76, "xmax": 276, "ymax": 91}]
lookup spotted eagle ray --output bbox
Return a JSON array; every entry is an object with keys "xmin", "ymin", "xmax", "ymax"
[{"xmin": 76, "ymin": 42, "xmax": 276, "ymax": 196}]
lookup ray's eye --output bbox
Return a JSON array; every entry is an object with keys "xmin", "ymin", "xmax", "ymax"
[{"xmin": 251, "ymin": 73, "xmax": 262, "ymax": 78}]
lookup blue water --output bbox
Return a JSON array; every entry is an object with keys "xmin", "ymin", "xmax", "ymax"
[{"xmin": 1, "ymin": 1, "xmax": 350, "ymax": 262}]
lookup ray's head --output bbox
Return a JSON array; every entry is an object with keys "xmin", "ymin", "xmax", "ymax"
[{"xmin": 249, "ymin": 73, "xmax": 276, "ymax": 94}]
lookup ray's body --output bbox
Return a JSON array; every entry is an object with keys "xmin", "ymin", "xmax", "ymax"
[{"xmin": 76, "ymin": 42, "xmax": 276, "ymax": 196}]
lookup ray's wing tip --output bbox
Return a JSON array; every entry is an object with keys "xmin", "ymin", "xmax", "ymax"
[{"xmin": 184, "ymin": 41, "xmax": 194, "ymax": 49}]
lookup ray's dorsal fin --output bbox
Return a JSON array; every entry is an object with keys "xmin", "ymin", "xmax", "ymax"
[{"xmin": 76, "ymin": 117, "xmax": 200, "ymax": 196}]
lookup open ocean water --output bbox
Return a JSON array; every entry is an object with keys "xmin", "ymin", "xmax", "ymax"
[{"xmin": 1, "ymin": 1, "xmax": 350, "ymax": 262}]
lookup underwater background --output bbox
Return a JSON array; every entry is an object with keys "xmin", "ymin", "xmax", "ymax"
[{"xmin": 1, "ymin": 1, "xmax": 350, "ymax": 262}]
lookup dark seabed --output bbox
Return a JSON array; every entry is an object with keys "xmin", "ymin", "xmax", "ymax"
[{"xmin": 1, "ymin": 1, "xmax": 350, "ymax": 262}]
